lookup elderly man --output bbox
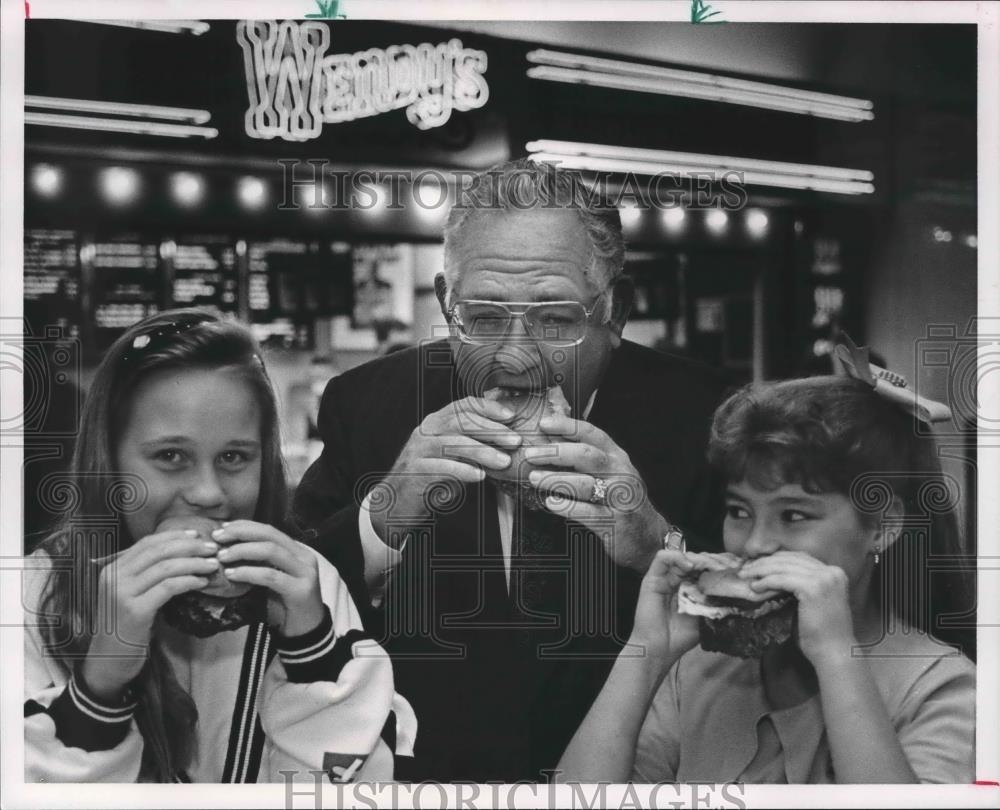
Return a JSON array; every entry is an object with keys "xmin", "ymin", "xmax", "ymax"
[{"xmin": 294, "ymin": 159, "xmax": 727, "ymax": 782}]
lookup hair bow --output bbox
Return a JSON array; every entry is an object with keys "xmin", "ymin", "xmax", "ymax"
[{"xmin": 833, "ymin": 333, "xmax": 952, "ymax": 423}]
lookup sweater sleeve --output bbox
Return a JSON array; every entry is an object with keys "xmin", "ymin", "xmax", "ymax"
[
  {"xmin": 23, "ymin": 554, "xmax": 144, "ymax": 783},
  {"xmin": 893, "ymin": 653, "xmax": 976, "ymax": 784},
  {"xmin": 256, "ymin": 546, "xmax": 416, "ymax": 783}
]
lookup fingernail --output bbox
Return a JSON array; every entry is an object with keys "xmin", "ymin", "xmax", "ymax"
[
  {"xmin": 495, "ymin": 452, "xmax": 511, "ymax": 468},
  {"xmin": 528, "ymin": 470, "xmax": 543, "ymax": 485},
  {"xmin": 203, "ymin": 541, "xmax": 218, "ymax": 553},
  {"xmin": 216, "ymin": 548, "xmax": 230, "ymax": 560},
  {"xmin": 498, "ymin": 407, "xmax": 514, "ymax": 420},
  {"xmin": 502, "ymin": 433, "xmax": 522, "ymax": 448},
  {"xmin": 539, "ymin": 417, "xmax": 557, "ymax": 430},
  {"xmin": 523, "ymin": 447, "xmax": 552, "ymax": 460},
  {"xmin": 184, "ymin": 529, "xmax": 199, "ymax": 537},
  {"xmin": 221, "ymin": 521, "xmax": 233, "ymax": 528},
  {"xmin": 223, "ymin": 568, "xmax": 238, "ymax": 577},
  {"xmin": 211, "ymin": 528, "xmax": 227, "ymax": 540}
]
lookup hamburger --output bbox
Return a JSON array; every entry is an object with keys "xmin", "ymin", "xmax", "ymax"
[
  {"xmin": 156, "ymin": 516, "xmax": 267, "ymax": 637},
  {"xmin": 678, "ymin": 554, "xmax": 796, "ymax": 658},
  {"xmin": 482, "ymin": 384, "xmax": 571, "ymax": 510}
]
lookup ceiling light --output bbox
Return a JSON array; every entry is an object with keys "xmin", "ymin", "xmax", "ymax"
[
  {"xmin": 745, "ymin": 209, "xmax": 769, "ymax": 237},
  {"xmin": 31, "ymin": 164, "xmax": 63, "ymax": 198},
  {"xmin": 661, "ymin": 207, "xmax": 686, "ymax": 233},
  {"xmin": 170, "ymin": 172, "xmax": 205, "ymax": 207},
  {"xmin": 25, "ymin": 112, "xmax": 217, "ymax": 139},
  {"xmin": 99, "ymin": 167, "xmax": 140, "ymax": 206},
  {"xmin": 526, "ymin": 140, "xmax": 875, "ymax": 195},
  {"xmin": 238, "ymin": 177, "xmax": 267, "ymax": 210},
  {"xmin": 705, "ymin": 210, "xmax": 728, "ymax": 234},
  {"xmin": 526, "ymin": 49, "xmax": 874, "ymax": 122}
]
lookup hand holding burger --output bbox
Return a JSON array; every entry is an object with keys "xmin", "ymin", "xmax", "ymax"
[
  {"xmin": 210, "ymin": 519, "xmax": 326, "ymax": 638},
  {"xmin": 482, "ymin": 384, "xmax": 570, "ymax": 509},
  {"xmin": 155, "ymin": 517, "xmax": 325, "ymax": 640},
  {"xmin": 677, "ymin": 554, "xmax": 797, "ymax": 659},
  {"xmin": 630, "ymin": 547, "xmax": 742, "ymax": 666},
  {"xmin": 737, "ymin": 550, "xmax": 856, "ymax": 666}
]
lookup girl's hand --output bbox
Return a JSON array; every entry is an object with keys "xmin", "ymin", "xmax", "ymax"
[
  {"xmin": 631, "ymin": 549, "xmax": 730, "ymax": 666},
  {"xmin": 739, "ymin": 550, "xmax": 855, "ymax": 667},
  {"xmin": 82, "ymin": 530, "xmax": 221, "ymax": 701},
  {"xmin": 212, "ymin": 520, "xmax": 325, "ymax": 638}
]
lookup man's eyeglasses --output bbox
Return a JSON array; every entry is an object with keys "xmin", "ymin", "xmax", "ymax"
[{"xmin": 446, "ymin": 298, "xmax": 607, "ymax": 347}]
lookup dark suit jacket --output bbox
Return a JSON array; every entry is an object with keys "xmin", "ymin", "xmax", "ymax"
[{"xmin": 294, "ymin": 339, "xmax": 729, "ymax": 782}]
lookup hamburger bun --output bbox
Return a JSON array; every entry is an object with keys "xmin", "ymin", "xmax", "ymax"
[
  {"xmin": 677, "ymin": 556, "xmax": 796, "ymax": 658},
  {"xmin": 483, "ymin": 385, "xmax": 571, "ymax": 509},
  {"xmin": 155, "ymin": 515, "xmax": 251, "ymax": 598}
]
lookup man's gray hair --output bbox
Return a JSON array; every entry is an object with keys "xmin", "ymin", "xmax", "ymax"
[{"xmin": 441, "ymin": 159, "xmax": 626, "ymax": 318}]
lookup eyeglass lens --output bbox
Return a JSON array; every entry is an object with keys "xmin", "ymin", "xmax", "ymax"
[{"xmin": 456, "ymin": 302, "xmax": 587, "ymax": 345}]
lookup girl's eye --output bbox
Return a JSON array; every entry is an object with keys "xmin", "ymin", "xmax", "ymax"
[
  {"xmin": 218, "ymin": 450, "xmax": 250, "ymax": 469},
  {"xmin": 782, "ymin": 509, "xmax": 812, "ymax": 523},
  {"xmin": 725, "ymin": 504, "xmax": 750, "ymax": 520},
  {"xmin": 153, "ymin": 449, "xmax": 186, "ymax": 466}
]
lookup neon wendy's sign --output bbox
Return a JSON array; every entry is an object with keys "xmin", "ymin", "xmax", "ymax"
[{"xmin": 236, "ymin": 21, "xmax": 490, "ymax": 141}]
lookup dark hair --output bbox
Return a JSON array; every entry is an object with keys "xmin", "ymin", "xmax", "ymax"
[
  {"xmin": 35, "ymin": 308, "xmax": 287, "ymax": 780},
  {"xmin": 708, "ymin": 375, "xmax": 974, "ymax": 658}
]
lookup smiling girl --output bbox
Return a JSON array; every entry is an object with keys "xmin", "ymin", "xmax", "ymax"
[
  {"xmin": 559, "ymin": 373, "xmax": 975, "ymax": 784},
  {"xmin": 24, "ymin": 310, "xmax": 414, "ymax": 782}
]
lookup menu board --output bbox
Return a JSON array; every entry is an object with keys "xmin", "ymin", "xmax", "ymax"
[
  {"xmin": 88, "ymin": 235, "xmax": 162, "ymax": 352},
  {"xmin": 247, "ymin": 238, "xmax": 315, "ymax": 349},
  {"xmin": 246, "ymin": 238, "xmax": 353, "ymax": 349},
  {"xmin": 170, "ymin": 235, "xmax": 238, "ymax": 315},
  {"xmin": 24, "ymin": 228, "xmax": 81, "ymax": 338}
]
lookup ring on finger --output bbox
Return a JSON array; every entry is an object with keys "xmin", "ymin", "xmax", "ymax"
[
  {"xmin": 590, "ymin": 477, "xmax": 609, "ymax": 505},
  {"xmin": 663, "ymin": 525, "xmax": 685, "ymax": 552}
]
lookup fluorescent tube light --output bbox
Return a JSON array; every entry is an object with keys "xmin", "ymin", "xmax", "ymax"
[
  {"xmin": 87, "ymin": 20, "xmax": 210, "ymax": 36},
  {"xmin": 25, "ymin": 112, "xmax": 218, "ymax": 139},
  {"xmin": 25, "ymin": 95, "xmax": 211, "ymax": 125},
  {"xmin": 525, "ymin": 142, "xmax": 875, "ymax": 195},
  {"xmin": 526, "ymin": 140, "xmax": 873, "ymax": 183},
  {"xmin": 526, "ymin": 49, "xmax": 874, "ymax": 122}
]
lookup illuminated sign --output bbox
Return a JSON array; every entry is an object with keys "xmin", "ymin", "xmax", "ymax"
[{"xmin": 236, "ymin": 21, "xmax": 489, "ymax": 140}]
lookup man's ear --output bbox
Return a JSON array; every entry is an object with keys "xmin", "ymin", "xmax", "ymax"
[
  {"xmin": 434, "ymin": 273, "xmax": 450, "ymax": 318},
  {"xmin": 606, "ymin": 274, "xmax": 634, "ymax": 345}
]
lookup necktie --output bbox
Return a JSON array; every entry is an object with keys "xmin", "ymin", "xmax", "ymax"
[{"xmin": 509, "ymin": 498, "xmax": 566, "ymax": 629}]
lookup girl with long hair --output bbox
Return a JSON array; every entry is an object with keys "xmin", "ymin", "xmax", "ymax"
[
  {"xmin": 24, "ymin": 309, "xmax": 415, "ymax": 782},
  {"xmin": 559, "ymin": 366, "xmax": 975, "ymax": 783}
]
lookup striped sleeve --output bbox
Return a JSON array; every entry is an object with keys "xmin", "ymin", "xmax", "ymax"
[
  {"xmin": 23, "ymin": 553, "xmax": 144, "ymax": 782},
  {"xmin": 256, "ymin": 545, "xmax": 416, "ymax": 783},
  {"xmin": 45, "ymin": 670, "xmax": 138, "ymax": 751},
  {"xmin": 274, "ymin": 606, "xmax": 370, "ymax": 684}
]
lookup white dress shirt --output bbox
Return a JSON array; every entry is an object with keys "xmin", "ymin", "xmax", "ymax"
[{"xmin": 358, "ymin": 391, "xmax": 598, "ymax": 604}]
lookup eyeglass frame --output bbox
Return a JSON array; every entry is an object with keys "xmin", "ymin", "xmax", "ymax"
[{"xmin": 445, "ymin": 287, "xmax": 616, "ymax": 347}]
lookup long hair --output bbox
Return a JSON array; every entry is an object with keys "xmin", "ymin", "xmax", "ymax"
[
  {"xmin": 707, "ymin": 375, "xmax": 975, "ymax": 659},
  {"xmin": 35, "ymin": 308, "xmax": 287, "ymax": 780}
]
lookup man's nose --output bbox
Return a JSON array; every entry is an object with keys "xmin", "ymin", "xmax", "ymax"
[
  {"xmin": 183, "ymin": 463, "xmax": 226, "ymax": 510},
  {"xmin": 493, "ymin": 318, "xmax": 542, "ymax": 372}
]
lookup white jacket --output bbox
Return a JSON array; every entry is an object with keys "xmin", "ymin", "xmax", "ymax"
[{"xmin": 23, "ymin": 546, "xmax": 416, "ymax": 783}]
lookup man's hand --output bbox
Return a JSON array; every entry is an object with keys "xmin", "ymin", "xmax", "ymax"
[
  {"xmin": 368, "ymin": 396, "xmax": 523, "ymax": 544},
  {"xmin": 524, "ymin": 414, "xmax": 669, "ymax": 573}
]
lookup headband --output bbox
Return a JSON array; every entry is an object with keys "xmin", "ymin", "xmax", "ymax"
[
  {"xmin": 833, "ymin": 333, "xmax": 952, "ymax": 423},
  {"xmin": 119, "ymin": 317, "xmax": 265, "ymax": 369}
]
